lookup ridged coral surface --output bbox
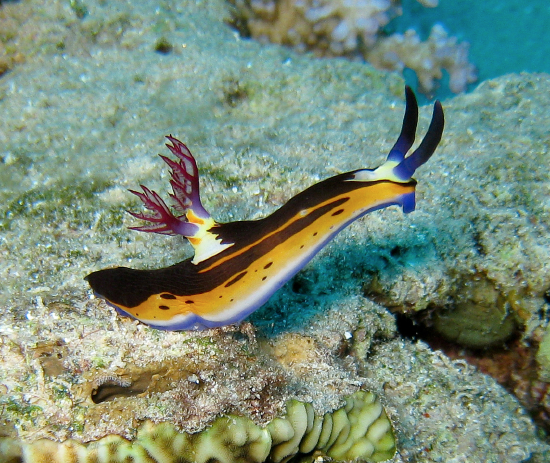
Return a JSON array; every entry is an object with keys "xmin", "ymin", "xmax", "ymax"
[{"xmin": 0, "ymin": 391, "xmax": 394, "ymax": 463}]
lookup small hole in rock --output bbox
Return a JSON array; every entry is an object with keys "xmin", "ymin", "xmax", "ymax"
[{"xmin": 91, "ymin": 374, "xmax": 153, "ymax": 404}]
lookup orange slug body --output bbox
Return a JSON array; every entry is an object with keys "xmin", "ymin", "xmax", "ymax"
[{"xmin": 85, "ymin": 87, "xmax": 444, "ymax": 330}]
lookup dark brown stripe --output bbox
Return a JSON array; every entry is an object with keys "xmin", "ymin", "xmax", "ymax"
[{"xmin": 224, "ymin": 271, "xmax": 247, "ymax": 287}]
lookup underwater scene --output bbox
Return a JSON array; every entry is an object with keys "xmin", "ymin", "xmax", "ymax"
[{"xmin": 1, "ymin": 0, "xmax": 550, "ymax": 461}]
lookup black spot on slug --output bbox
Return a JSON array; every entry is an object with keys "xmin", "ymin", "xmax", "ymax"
[
  {"xmin": 158, "ymin": 305, "xmax": 170, "ymax": 310},
  {"xmin": 331, "ymin": 209, "xmax": 344, "ymax": 216},
  {"xmin": 160, "ymin": 293, "xmax": 177, "ymax": 299}
]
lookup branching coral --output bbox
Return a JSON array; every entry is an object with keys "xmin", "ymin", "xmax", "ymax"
[
  {"xmin": 230, "ymin": 0, "xmax": 476, "ymax": 94},
  {"xmin": 366, "ymin": 24, "xmax": 477, "ymax": 94}
]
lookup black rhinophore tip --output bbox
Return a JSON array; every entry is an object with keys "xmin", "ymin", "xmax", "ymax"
[
  {"xmin": 392, "ymin": 95, "xmax": 444, "ymax": 180},
  {"xmin": 387, "ymin": 86, "xmax": 419, "ymax": 163}
]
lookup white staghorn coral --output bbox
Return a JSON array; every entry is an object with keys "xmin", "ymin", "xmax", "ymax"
[
  {"xmin": 241, "ymin": 0, "xmax": 403, "ymax": 54},
  {"xmin": 366, "ymin": 24, "xmax": 478, "ymax": 94},
  {"xmin": 231, "ymin": 0, "xmax": 477, "ymax": 94},
  {"xmin": 299, "ymin": 0, "xmax": 395, "ymax": 53}
]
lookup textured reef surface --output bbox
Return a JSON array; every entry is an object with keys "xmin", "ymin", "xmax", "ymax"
[{"xmin": 1, "ymin": 0, "xmax": 550, "ymax": 462}]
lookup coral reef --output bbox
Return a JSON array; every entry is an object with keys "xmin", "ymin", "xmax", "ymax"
[
  {"xmin": 0, "ymin": 391, "xmax": 395, "ymax": 463},
  {"xmin": 366, "ymin": 270, "xmax": 519, "ymax": 349},
  {"xmin": 229, "ymin": 0, "xmax": 476, "ymax": 93},
  {"xmin": 0, "ymin": 314, "xmax": 366, "ymax": 443},
  {"xmin": 430, "ymin": 274, "xmax": 518, "ymax": 348},
  {"xmin": 361, "ymin": 338, "xmax": 549, "ymax": 462},
  {"xmin": 1, "ymin": 0, "xmax": 550, "ymax": 460}
]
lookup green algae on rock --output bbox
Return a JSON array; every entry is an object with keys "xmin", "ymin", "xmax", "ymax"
[
  {"xmin": 537, "ymin": 324, "xmax": 550, "ymax": 383},
  {"xmin": 0, "ymin": 391, "xmax": 395, "ymax": 463},
  {"xmin": 431, "ymin": 275, "xmax": 518, "ymax": 349}
]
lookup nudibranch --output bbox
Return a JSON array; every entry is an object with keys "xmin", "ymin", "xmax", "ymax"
[{"xmin": 86, "ymin": 87, "xmax": 444, "ymax": 330}]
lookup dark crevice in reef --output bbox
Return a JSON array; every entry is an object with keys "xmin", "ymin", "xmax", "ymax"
[
  {"xmin": 394, "ymin": 311, "xmax": 428, "ymax": 341},
  {"xmin": 91, "ymin": 374, "xmax": 153, "ymax": 404}
]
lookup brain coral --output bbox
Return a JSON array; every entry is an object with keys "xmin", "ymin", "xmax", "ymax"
[
  {"xmin": 0, "ymin": 391, "xmax": 394, "ymax": 463},
  {"xmin": 230, "ymin": 0, "xmax": 476, "ymax": 93}
]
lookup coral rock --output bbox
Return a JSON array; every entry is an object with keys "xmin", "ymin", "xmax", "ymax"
[{"xmin": 0, "ymin": 391, "xmax": 394, "ymax": 463}]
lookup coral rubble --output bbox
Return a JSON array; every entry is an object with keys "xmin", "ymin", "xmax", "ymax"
[{"xmin": 229, "ymin": 0, "xmax": 477, "ymax": 93}]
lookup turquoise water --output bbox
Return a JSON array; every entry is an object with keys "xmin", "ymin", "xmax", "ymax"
[{"xmin": 396, "ymin": 0, "xmax": 550, "ymax": 97}]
